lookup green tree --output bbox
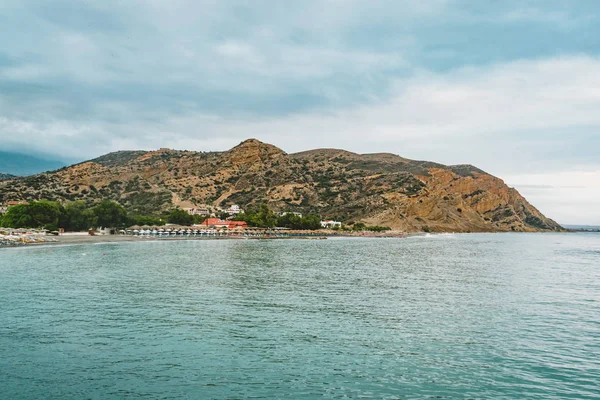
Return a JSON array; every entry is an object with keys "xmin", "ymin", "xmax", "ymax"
[
  {"xmin": 127, "ymin": 214, "xmax": 165, "ymax": 227},
  {"xmin": 64, "ymin": 201, "xmax": 97, "ymax": 231},
  {"xmin": 277, "ymin": 213, "xmax": 302, "ymax": 229},
  {"xmin": 237, "ymin": 207, "xmax": 323, "ymax": 230},
  {"xmin": 2, "ymin": 204, "xmax": 34, "ymax": 228},
  {"xmin": 299, "ymin": 215, "xmax": 321, "ymax": 230},
  {"xmin": 167, "ymin": 208, "xmax": 194, "ymax": 225},
  {"xmin": 1, "ymin": 201, "xmax": 66, "ymax": 229},
  {"xmin": 353, "ymin": 222, "xmax": 367, "ymax": 231},
  {"xmin": 233, "ymin": 205, "xmax": 275, "ymax": 228},
  {"xmin": 28, "ymin": 200, "xmax": 64, "ymax": 229},
  {"xmin": 276, "ymin": 213, "xmax": 321, "ymax": 230},
  {"xmin": 256, "ymin": 204, "xmax": 277, "ymax": 228},
  {"xmin": 92, "ymin": 201, "xmax": 127, "ymax": 228}
]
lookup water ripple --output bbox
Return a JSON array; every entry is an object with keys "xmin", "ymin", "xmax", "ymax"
[{"xmin": 0, "ymin": 233, "xmax": 599, "ymax": 399}]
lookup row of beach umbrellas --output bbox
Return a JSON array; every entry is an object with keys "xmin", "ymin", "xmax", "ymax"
[
  {"xmin": 0, "ymin": 232, "xmax": 56, "ymax": 246},
  {"xmin": 127, "ymin": 227, "xmax": 240, "ymax": 237},
  {"xmin": 126, "ymin": 226, "xmax": 300, "ymax": 238}
]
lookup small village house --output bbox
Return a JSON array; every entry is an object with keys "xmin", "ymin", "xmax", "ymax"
[
  {"xmin": 225, "ymin": 205, "xmax": 243, "ymax": 216},
  {"xmin": 280, "ymin": 211, "xmax": 303, "ymax": 218},
  {"xmin": 6, "ymin": 201, "xmax": 29, "ymax": 206},
  {"xmin": 321, "ymin": 220, "xmax": 342, "ymax": 229},
  {"xmin": 184, "ymin": 207, "xmax": 209, "ymax": 216},
  {"xmin": 200, "ymin": 218, "xmax": 248, "ymax": 230},
  {"xmin": 227, "ymin": 221, "xmax": 248, "ymax": 229}
]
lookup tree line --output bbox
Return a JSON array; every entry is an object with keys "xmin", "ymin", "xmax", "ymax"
[
  {"xmin": 1, "ymin": 200, "xmax": 390, "ymax": 232},
  {"xmin": 0, "ymin": 200, "xmax": 206, "ymax": 231},
  {"xmin": 233, "ymin": 206, "xmax": 390, "ymax": 231},
  {"xmin": 233, "ymin": 204, "xmax": 322, "ymax": 230},
  {"xmin": 0, "ymin": 201, "xmax": 322, "ymax": 231}
]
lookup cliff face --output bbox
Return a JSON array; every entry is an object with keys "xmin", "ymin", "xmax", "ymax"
[
  {"xmin": 361, "ymin": 168, "xmax": 558, "ymax": 232},
  {"xmin": 0, "ymin": 139, "xmax": 562, "ymax": 232}
]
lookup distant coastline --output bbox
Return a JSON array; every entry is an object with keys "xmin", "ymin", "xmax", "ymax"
[{"xmin": 563, "ymin": 225, "xmax": 600, "ymax": 232}]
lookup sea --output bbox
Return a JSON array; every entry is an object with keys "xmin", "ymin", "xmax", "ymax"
[{"xmin": 0, "ymin": 233, "xmax": 598, "ymax": 399}]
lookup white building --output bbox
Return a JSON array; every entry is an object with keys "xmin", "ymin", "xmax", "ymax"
[
  {"xmin": 184, "ymin": 208, "xmax": 209, "ymax": 216},
  {"xmin": 225, "ymin": 205, "xmax": 243, "ymax": 215},
  {"xmin": 321, "ymin": 220, "xmax": 342, "ymax": 229},
  {"xmin": 280, "ymin": 211, "xmax": 303, "ymax": 218}
]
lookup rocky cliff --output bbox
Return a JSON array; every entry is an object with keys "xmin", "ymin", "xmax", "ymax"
[{"xmin": 0, "ymin": 139, "xmax": 562, "ymax": 232}]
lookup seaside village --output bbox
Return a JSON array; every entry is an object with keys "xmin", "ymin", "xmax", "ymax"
[{"xmin": 0, "ymin": 200, "xmax": 393, "ymax": 246}]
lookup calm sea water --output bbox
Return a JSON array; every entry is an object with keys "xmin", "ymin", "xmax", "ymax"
[{"xmin": 0, "ymin": 233, "xmax": 599, "ymax": 399}]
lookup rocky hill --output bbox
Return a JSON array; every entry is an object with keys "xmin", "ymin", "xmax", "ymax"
[{"xmin": 0, "ymin": 139, "xmax": 562, "ymax": 232}]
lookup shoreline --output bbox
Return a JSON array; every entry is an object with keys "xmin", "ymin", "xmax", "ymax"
[
  {"xmin": 0, "ymin": 232, "xmax": 410, "ymax": 248},
  {"xmin": 1, "ymin": 230, "xmax": 582, "ymax": 249}
]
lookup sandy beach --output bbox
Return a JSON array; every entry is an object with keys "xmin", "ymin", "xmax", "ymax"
[
  {"xmin": 1, "ymin": 230, "xmax": 409, "ymax": 248},
  {"xmin": 2, "ymin": 233, "xmax": 249, "ymax": 247}
]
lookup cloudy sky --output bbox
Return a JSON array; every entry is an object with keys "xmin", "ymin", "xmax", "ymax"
[{"xmin": 1, "ymin": 0, "xmax": 599, "ymax": 224}]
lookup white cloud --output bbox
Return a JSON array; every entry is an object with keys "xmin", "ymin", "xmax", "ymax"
[
  {"xmin": 504, "ymin": 170, "xmax": 600, "ymax": 225},
  {"xmin": 2, "ymin": 55, "xmax": 600, "ymax": 168},
  {"xmin": 142, "ymin": 55, "xmax": 600, "ymax": 175}
]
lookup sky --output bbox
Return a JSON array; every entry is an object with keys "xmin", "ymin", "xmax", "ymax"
[{"xmin": 0, "ymin": 0, "xmax": 599, "ymax": 224}]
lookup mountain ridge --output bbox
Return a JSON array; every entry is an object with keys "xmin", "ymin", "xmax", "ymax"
[
  {"xmin": 0, "ymin": 173, "xmax": 16, "ymax": 181},
  {"xmin": 0, "ymin": 139, "xmax": 562, "ymax": 232},
  {"xmin": 0, "ymin": 151, "xmax": 66, "ymax": 176}
]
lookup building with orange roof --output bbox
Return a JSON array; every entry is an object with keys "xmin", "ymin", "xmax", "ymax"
[{"xmin": 199, "ymin": 218, "xmax": 248, "ymax": 229}]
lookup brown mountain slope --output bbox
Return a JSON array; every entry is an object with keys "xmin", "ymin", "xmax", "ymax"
[{"xmin": 0, "ymin": 139, "xmax": 562, "ymax": 232}]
